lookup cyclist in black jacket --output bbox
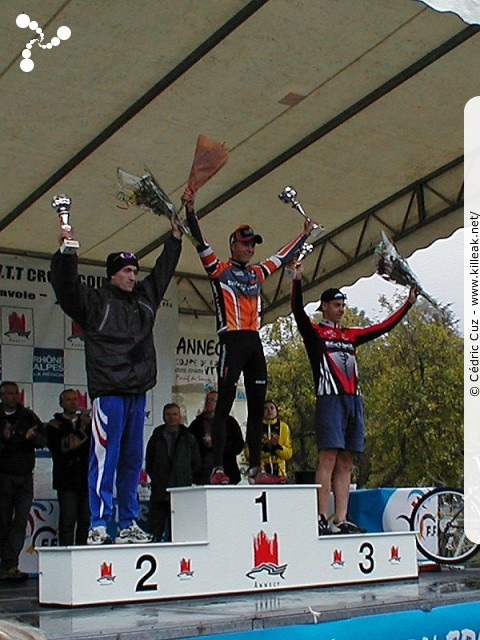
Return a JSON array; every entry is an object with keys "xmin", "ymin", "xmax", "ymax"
[{"xmin": 51, "ymin": 218, "xmax": 182, "ymax": 545}]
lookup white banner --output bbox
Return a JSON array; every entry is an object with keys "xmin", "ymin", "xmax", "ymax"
[{"xmin": 175, "ymin": 314, "xmax": 247, "ymax": 428}]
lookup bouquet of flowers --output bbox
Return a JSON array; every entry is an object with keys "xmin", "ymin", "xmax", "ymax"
[
  {"xmin": 374, "ymin": 231, "xmax": 441, "ymax": 309},
  {"xmin": 116, "ymin": 166, "xmax": 191, "ymax": 236},
  {"xmin": 117, "ymin": 135, "xmax": 229, "ymax": 242},
  {"xmin": 181, "ymin": 134, "xmax": 228, "ymax": 203}
]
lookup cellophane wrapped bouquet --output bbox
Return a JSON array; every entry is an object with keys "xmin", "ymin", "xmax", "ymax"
[{"xmin": 374, "ymin": 231, "xmax": 441, "ymax": 309}]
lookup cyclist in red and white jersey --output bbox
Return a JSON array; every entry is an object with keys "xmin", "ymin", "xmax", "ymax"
[{"xmin": 291, "ymin": 262, "xmax": 418, "ymax": 534}]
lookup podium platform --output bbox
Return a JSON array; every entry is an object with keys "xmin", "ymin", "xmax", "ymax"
[{"xmin": 37, "ymin": 485, "xmax": 418, "ymax": 606}]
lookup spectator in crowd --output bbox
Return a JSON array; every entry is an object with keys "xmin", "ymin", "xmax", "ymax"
[
  {"xmin": 247, "ymin": 400, "xmax": 292, "ymax": 481},
  {"xmin": 46, "ymin": 389, "xmax": 91, "ymax": 545},
  {"xmin": 0, "ymin": 381, "xmax": 46, "ymax": 580},
  {"xmin": 189, "ymin": 390, "xmax": 244, "ymax": 484},
  {"xmin": 146, "ymin": 403, "xmax": 201, "ymax": 541},
  {"xmin": 51, "ymin": 216, "xmax": 182, "ymax": 545}
]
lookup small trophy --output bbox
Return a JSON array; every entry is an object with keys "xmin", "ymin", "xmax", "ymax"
[
  {"xmin": 51, "ymin": 194, "xmax": 80, "ymax": 254},
  {"xmin": 278, "ymin": 186, "xmax": 325, "ymax": 238},
  {"xmin": 296, "ymin": 241, "xmax": 314, "ymax": 263},
  {"xmin": 285, "ymin": 241, "xmax": 314, "ymax": 279}
]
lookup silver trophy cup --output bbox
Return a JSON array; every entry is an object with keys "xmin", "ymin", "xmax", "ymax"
[
  {"xmin": 51, "ymin": 194, "xmax": 80, "ymax": 254},
  {"xmin": 278, "ymin": 186, "xmax": 324, "ymax": 238},
  {"xmin": 285, "ymin": 241, "xmax": 314, "ymax": 279}
]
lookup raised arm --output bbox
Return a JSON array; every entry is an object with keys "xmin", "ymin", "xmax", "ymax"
[
  {"xmin": 290, "ymin": 263, "xmax": 316, "ymax": 338},
  {"xmin": 253, "ymin": 217, "xmax": 318, "ymax": 281},
  {"xmin": 353, "ymin": 285, "xmax": 418, "ymax": 346},
  {"xmin": 50, "ymin": 245, "xmax": 90, "ymax": 326},
  {"xmin": 185, "ymin": 202, "xmax": 208, "ymax": 251}
]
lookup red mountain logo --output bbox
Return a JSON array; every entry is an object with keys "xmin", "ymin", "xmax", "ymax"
[
  {"xmin": 177, "ymin": 557, "xmax": 194, "ymax": 580},
  {"xmin": 97, "ymin": 562, "xmax": 115, "ymax": 584},
  {"xmin": 246, "ymin": 530, "xmax": 287, "ymax": 580},
  {"xmin": 75, "ymin": 390, "xmax": 89, "ymax": 410},
  {"xmin": 5, "ymin": 312, "xmax": 30, "ymax": 338},
  {"xmin": 331, "ymin": 548, "xmax": 345, "ymax": 568},
  {"xmin": 68, "ymin": 320, "xmax": 85, "ymax": 342},
  {"xmin": 389, "ymin": 546, "xmax": 401, "ymax": 564}
]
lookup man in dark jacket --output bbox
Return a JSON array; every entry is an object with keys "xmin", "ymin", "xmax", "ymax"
[
  {"xmin": 51, "ymin": 218, "xmax": 182, "ymax": 545},
  {"xmin": 146, "ymin": 403, "xmax": 201, "ymax": 542},
  {"xmin": 46, "ymin": 389, "xmax": 91, "ymax": 546},
  {"xmin": 0, "ymin": 381, "xmax": 45, "ymax": 580},
  {"xmin": 189, "ymin": 391, "xmax": 244, "ymax": 484}
]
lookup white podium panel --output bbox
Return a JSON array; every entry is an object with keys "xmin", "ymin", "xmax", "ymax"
[{"xmin": 38, "ymin": 486, "xmax": 418, "ymax": 606}]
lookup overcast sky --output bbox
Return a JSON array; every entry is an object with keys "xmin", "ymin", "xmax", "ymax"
[{"xmin": 306, "ymin": 228, "xmax": 464, "ymax": 331}]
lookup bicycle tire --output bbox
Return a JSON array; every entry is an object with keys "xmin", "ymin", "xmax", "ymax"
[{"xmin": 410, "ymin": 487, "xmax": 480, "ymax": 564}]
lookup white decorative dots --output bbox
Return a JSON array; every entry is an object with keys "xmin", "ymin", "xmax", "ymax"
[
  {"xmin": 57, "ymin": 26, "xmax": 71, "ymax": 40},
  {"xmin": 20, "ymin": 59, "xmax": 34, "ymax": 73},
  {"xmin": 15, "ymin": 13, "xmax": 30, "ymax": 29},
  {"xmin": 16, "ymin": 13, "xmax": 71, "ymax": 72}
]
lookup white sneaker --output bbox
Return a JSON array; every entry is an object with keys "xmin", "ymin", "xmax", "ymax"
[
  {"xmin": 115, "ymin": 521, "xmax": 153, "ymax": 544},
  {"xmin": 87, "ymin": 526, "xmax": 113, "ymax": 545}
]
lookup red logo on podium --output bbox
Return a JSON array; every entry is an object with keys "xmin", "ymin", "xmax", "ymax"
[
  {"xmin": 389, "ymin": 546, "xmax": 401, "ymax": 564},
  {"xmin": 177, "ymin": 557, "xmax": 194, "ymax": 580},
  {"xmin": 97, "ymin": 562, "xmax": 116, "ymax": 584},
  {"xmin": 246, "ymin": 531, "xmax": 287, "ymax": 580},
  {"xmin": 331, "ymin": 548, "xmax": 345, "ymax": 568}
]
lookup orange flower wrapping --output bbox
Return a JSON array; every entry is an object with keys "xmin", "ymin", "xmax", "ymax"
[{"xmin": 182, "ymin": 135, "xmax": 228, "ymax": 201}]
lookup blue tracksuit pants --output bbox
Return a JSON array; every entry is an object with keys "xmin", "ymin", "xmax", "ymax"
[{"xmin": 90, "ymin": 394, "xmax": 146, "ymax": 529}]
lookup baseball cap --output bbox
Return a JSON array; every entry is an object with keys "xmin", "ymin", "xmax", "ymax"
[
  {"xmin": 106, "ymin": 252, "xmax": 139, "ymax": 279},
  {"xmin": 318, "ymin": 288, "xmax": 347, "ymax": 307},
  {"xmin": 229, "ymin": 225, "xmax": 263, "ymax": 245}
]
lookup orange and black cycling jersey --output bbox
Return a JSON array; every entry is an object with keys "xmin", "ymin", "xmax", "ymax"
[{"xmin": 187, "ymin": 208, "xmax": 308, "ymax": 333}]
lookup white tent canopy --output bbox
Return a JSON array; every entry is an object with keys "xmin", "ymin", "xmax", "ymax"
[
  {"xmin": 418, "ymin": 0, "xmax": 480, "ymax": 24},
  {"xmin": 1, "ymin": 0, "xmax": 473, "ymax": 323}
]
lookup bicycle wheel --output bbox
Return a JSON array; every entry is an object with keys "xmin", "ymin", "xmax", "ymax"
[{"xmin": 410, "ymin": 487, "xmax": 480, "ymax": 564}]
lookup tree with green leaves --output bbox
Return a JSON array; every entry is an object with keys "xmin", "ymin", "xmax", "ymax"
[{"xmin": 358, "ymin": 296, "xmax": 463, "ymax": 488}]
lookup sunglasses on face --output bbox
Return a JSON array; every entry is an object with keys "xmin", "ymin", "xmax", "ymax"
[{"xmin": 114, "ymin": 252, "xmax": 137, "ymax": 262}]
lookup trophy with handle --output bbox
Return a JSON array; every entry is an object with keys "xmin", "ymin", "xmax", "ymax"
[
  {"xmin": 51, "ymin": 194, "xmax": 80, "ymax": 254},
  {"xmin": 278, "ymin": 186, "xmax": 325, "ymax": 238}
]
